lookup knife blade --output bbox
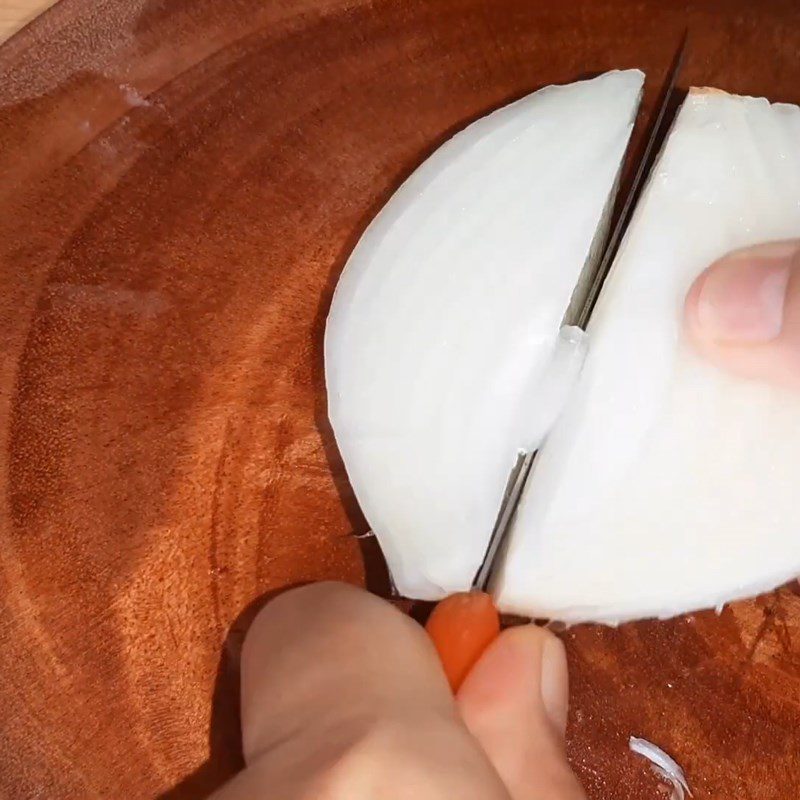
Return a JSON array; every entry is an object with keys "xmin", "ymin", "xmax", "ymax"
[
  {"xmin": 471, "ymin": 31, "xmax": 689, "ymax": 594},
  {"xmin": 426, "ymin": 35, "xmax": 690, "ymax": 692},
  {"xmin": 574, "ymin": 31, "xmax": 689, "ymax": 330}
]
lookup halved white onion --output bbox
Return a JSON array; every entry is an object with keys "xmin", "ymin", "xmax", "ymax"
[
  {"xmin": 326, "ymin": 71, "xmax": 643, "ymax": 599},
  {"xmin": 495, "ymin": 89, "xmax": 800, "ymax": 623}
]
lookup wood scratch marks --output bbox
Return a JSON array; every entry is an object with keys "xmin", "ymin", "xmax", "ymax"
[
  {"xmin": 743, "ymin": 607, "xmax": 774, "ymax": 667},
  {"xmin": 208, "ymin": 418, "xmax": 234, "ymax": 640}
]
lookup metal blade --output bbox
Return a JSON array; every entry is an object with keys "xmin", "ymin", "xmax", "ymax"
[
  {"xmin": 472, "ymin": 449, "xmax": 536, "ymax": 591},
  {"xmin": 575, "ymin": 31, "xmax": 689, "ymax": 329},
  {"xmin": 471, "ymin": 34, "xmax": 690, "ymax": 592}
]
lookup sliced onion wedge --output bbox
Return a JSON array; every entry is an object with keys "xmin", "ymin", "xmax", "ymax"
[
  {"xmin": 326, "ymin": 70, "xmax": 644, "ymax": 599},
  {"xmin": 495, "ymin": 88, "xmax": 800, "ymax": 623}
]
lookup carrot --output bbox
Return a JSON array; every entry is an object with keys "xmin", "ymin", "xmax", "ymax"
[{"xmin": 424, "ymin": 591, "xmax": 501, "ymax": 693}]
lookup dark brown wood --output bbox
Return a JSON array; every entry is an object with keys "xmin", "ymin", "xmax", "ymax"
[{"xmin": 1, "ymin": 1, "xmax": 799, "ymax": 797}]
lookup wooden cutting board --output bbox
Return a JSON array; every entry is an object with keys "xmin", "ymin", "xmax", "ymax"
[
  {"xmin": 1, "ymin": 1, "xmax": 799, "ymax": 797},
  {"xmin": 0, "ymin": 0, "xmax": 55, "ymax": 42}
]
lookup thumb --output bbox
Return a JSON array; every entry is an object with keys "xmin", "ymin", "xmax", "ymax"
[
  {"xmin": 684, "ymin": 239, "xmax": 800, "ymax": 388},
  {"xmin": 456, "ymin": 626, "xmax": 586, "ymax": 800}
]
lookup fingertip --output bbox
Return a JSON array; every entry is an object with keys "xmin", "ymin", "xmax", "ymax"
[
  {"xmin": 683, "ymin": 266, "xmax": 706, "ymax": 339},
  {"xmin": 686, "ymin": 254, "xmax": 790, "ymax": 344},
  {"xmin": 684, "ymin": 266, "xmax": 724, "ymax": 363},
  {"xmin": 457, "ymin": 624, "xmax": 569, "ymax": 736},
  {"xmin": 539, "ymin": 630, "xmax": 570, "ymax": 735},
  {"xmin": 457, "ymin": 625, "xmax": 584, "ymax": 799},
  {"xmin": 490, "ymin": 625, "xmax": 570, "ymax": 734},
  {"xmin": 683, "ymin": 242, "xmax": 800, "ymax": 388}
]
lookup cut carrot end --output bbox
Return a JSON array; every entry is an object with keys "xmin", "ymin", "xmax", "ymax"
[{"xmin": 424, "ymin": 591, "xmax": 501, "ymax": 693}]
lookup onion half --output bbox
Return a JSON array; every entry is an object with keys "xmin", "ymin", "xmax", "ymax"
[
  {"xmin": 495, "ymin": 89, "xmax": 800, "ymax": 623},
  {"xmin": 326, "ymin": 71, "xmax": 644, "ymax": 599}
]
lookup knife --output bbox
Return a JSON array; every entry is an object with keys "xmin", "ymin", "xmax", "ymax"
[{"xmin": 425, "ymin": 33, "xmax": 689, "ymax": 693}]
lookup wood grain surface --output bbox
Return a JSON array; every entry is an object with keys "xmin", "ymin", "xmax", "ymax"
[
  {"xmin": 1, "ymin": 1, "xmax": 800, "ymax": 798},
  {"xmin": 0, "ymin": 0, "xmax": 57, "ymax": 43}
]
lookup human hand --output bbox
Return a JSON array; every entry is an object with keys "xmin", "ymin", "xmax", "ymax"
[
  {"xmin": 212, "ymin": 582, "xmax": 586, "ymax": 800},
  {"xmin": 684, "ymin": 240, "xmax": 800, "ymax": 387}
]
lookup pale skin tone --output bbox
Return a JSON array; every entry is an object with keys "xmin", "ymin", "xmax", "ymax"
[{"xmin": 214, "ymin": 240, "xmax": 800, "ymax": 799}]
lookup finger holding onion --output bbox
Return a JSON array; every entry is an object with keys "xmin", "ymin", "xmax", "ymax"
[{"xmin": 685, "ymin": 240, "xmax": 800, "ymax": 389}]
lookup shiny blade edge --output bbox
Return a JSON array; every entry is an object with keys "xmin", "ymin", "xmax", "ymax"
[{"xmin": 472, "ymin": 449, "xmax": 537, "ymax": 592}]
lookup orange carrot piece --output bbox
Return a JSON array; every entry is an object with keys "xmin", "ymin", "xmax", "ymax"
[{"xmin": 424, "ymin": 591, "xmax": 501, "ymax": 693}]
